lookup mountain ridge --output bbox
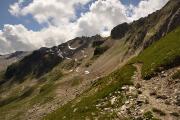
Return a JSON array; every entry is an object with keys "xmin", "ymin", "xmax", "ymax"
[{"xmin": 0, "ymin": 0, "xmax": 179, "ymax": 120}]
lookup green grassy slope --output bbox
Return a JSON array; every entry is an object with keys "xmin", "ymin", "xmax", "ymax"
[
  {"xmin": 44, "ymin": 65, "xmax": 136, "ymax": 120},
  {"xmin": 0, "ymin": 65, "xmax": 64, "ymax": 120},
  {"xmin": 131, "ymin": 27, "xmax": 180, "ymax": 79}
]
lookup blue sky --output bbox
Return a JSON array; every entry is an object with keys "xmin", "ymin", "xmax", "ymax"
[
  {"xmin": 121, "ymin": 0, "xmax": 141, "ymax": 6},
  {"xmin": 0, "ymin": 0, "xmax": 45, "ymax": 30},
  {"xmin": 0, "ymin": 0, "xmax": 141, "ymax": 31}
]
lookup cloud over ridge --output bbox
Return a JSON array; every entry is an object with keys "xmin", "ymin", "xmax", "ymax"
[{"xmin": 0, "ymin": 0, "xmax": 169, "ymax": 54}]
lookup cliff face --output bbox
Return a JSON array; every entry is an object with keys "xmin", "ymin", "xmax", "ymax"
[
  {"xmin": 111, "ymin": 22, "xmax": 129, "ymax": 39},
  {"xmin": 111, "ymin": 0, "xmax": 180, "ymax": 52}
]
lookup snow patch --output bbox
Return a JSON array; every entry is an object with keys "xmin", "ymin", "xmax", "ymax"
[
  {"xmin": 65, "ymin": 57, "xmax": 71, "ymax": 60},
  {"xmin": 68, "ymin": 44, "xmax": 77, "ymax": 50}
]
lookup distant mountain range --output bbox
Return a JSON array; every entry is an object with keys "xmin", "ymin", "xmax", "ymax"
[{"xmin": 0, "ymin": 51, "xmax": 30, "ymax": 72}]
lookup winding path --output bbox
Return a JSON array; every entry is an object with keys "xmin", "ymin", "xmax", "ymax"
[{"xmin": 133, "ymin": 63, "xmax": 180, "ymax": 120}]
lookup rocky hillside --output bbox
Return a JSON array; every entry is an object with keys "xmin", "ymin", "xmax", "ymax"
[
  {"xmin": 0, "ymin": 0, "xmax": 179, "ymax": 120},
  {"xmin": 44, "ymin": 27, "xmax": 180, "ymax": 120},
  {"xmin": 4, "ymin": 35, "xmax": 108, "ymax": 81},
  {"xmin": 112, "ymin": 0, "xmax": 180, "ymax": 55}
]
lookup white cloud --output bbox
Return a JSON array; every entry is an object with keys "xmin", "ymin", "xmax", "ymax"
[
  {"xmin": 9, "ymin": 0, "xmax": 91, "ymax": 25},
  {"xmin": 9, "ymin": 3, "xmax": 21, "ymax": 16},
  {"xmin": 0, "ymin": 24, "xmax": 73, "ymax": 54},
  {"xmin": 129, "ymin": 0, "xmax": 169, "ymax": 20},
  {"xmin": 0, "ymin": 0, "xmax": 169, "ymax": 54},
  {"xmin": 75, "ymin": 0, "xmax": 129, "ymax": 37}
]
